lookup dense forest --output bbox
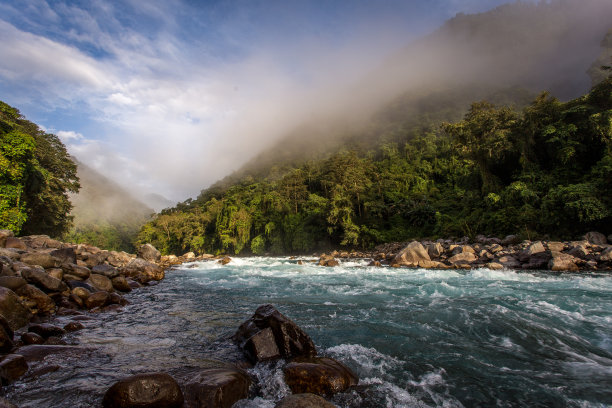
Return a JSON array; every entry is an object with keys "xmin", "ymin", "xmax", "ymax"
[
  {"xmin": 0, "ymin": 101, "xmax": 79, "ymax": 237},
  {"xmin": 138, "ymin": 76, "xmax": 612, "ymax": 256}
]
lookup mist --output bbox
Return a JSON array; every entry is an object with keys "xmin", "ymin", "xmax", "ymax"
[{"xmin": 1, "ymin": 0, "xmax": 611, "ymax": 207}]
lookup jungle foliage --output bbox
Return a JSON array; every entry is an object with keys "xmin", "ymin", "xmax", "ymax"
[
  {"xmin": 0, "ymin": 101, "xmax": 79, "ymax": 237},
  {"xmin": 137, "ymin": 78, "xmax": 612, "ymax": 256}
]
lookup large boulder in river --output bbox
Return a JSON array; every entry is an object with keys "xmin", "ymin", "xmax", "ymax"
[
  {"xmin": 275, "ymin": 393, "xmax": 336, "ymax": 408},
  {"xmin": 0, "ymin": 287, "xmax": 31, "ymax": 330},
  {"xmin": 548, "ymin": 252, "xmax": 579, "ymax": 272},
  {"xmin": 283, "ymin": 356, "xmax": 358, "ymax": 397},
  {"xmin": 102, "ymin": 372, "xmax": 184, "ymax": 408},
  {"xmin": 137, "ymin": 244, "xmax": 161, "ymax": 263},
  {"xmin": 183, "ymin": 368, "xmax": 251, "ymax": 408},
  {"xmin": 391, "ymin": 241, "xmax": 430, "ymax": 267},
  {"xmin": 233, "ymin": 304, "xmax": 316, "ymax": 363},
  {"xmin": 121, "ymin": 258, "xmax": 164, "ymax": 283}
]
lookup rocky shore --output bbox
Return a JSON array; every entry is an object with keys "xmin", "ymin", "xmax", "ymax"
[{"xmin": 317, "ymin": 231, "xmax": 612, "ymax": 272}]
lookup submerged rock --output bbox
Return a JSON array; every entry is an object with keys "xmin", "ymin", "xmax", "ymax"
[
  {"xmin": 275, "ymin": 393, "xmax": 336, "ymax": 408},
  {"xmin": 183, "ymin": 367, "xmax": 251, "ymax": 408},
  {"xmin": 282, "ymin": 356, "xmax": 358, "ymax": 397},
  {"xmin": 102, "ymin": 372, "xmax": 184, "ymax": 408}
]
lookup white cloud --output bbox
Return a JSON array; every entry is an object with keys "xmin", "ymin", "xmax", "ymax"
[{"xmin": 57, "ymin": 130, "xmax": 84, "ymax": 142}]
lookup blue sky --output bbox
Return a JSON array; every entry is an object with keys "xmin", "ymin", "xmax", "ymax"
[{"xmin": 0, "ymin": 0, "xmax": 512, "ymax": 204}]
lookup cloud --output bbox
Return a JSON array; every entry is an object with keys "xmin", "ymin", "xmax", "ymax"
[{"xmin": 57, "ymin": 130, "xmax": 84, "ymax": 142}]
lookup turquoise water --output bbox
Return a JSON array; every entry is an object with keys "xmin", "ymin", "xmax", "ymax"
[{"xmin": 5, "ymin": 257, "xmax": 612, "ymax": 407}]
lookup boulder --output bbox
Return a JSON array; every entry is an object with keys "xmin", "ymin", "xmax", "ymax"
[
  {"xmin": 47, "ymin": 268, "xmax": 63, "ymax": 281},
  {"xmin": 567, "ymin": 245, "xmax": 589, "ymax": 259},
  {"xmin": 102, "ymin": 372, "xmax": 184, "ymax": 408},
  {"xmin": 50, "ymin": 247, "xmax": 77, "ymax": 264},
  {"xmin": 107, "ymin": 251, "xmax": 134, "ymax": 268},
  {"xmin": 67, "ymin": 280, "xmax": 96, "ymax": 292},
  {"xmin": 92, "ymin": 264, "xmax": 120, "ymax": 279},
  {"xmin": 111, "ymin": 276, "xmax": 132, "ymax": 292},
  {"xmin": 0, "ymin": 287, "xmax": 32, "ymax": 330},
  {"xmin": 0, "ymin": 230, "xmax": 14, "ymax": 248},
  {"xmin": 519, "ymin": 241, "xmax": 545, "ymax": 262},
  {"xmin": 486, "ymin": 262, "xmax": 504, "ymax": 270},
  {"xmin": 548, "ymin": 252, "xmax": 579, "ymax": 272},
  {"xmin": 61, "ymin": 263, "xmax": 91, "ymax": 280},
  {"xmin": 0, "ymin": 276, "xmax": 27, "ymax": 291},
  {"xmin": 0, "ymin": 325, "xmax": 13, "ymax": 353},
  {"xmin": 546, "ymin": 241, "xmax": 565, "ymax": 253},
  {"xmin": 417, "ymin": 260, "xmax": 446, "ymax": 269},
  {"xmin": 451, "ymin": 245, "xmax": 475, "ymax": 255},
  {"xmin": 448, "ymin": 252, "xmax": 477, "ymax": 264},
  {"xmin": 21, "ymin": 332, "xmax": 45, "ymax": 345},
  {"xmin": 0, "ymin": 354, "xmax": 28, "ymax": 384},
  {"xmin": 502, "ymin": 235, "xmax": 521, "ymax": 245},
  {"xmin": 497, "ymin": 256, "xmax": 521, "ymax": 269},
  {"xmin": 0, "ymin": 315, "xmax": 13, "ymax": 340},
  {"xmin": 64, "ymin": 322, "xmax": 84, "ymax": 332},
  {"xmin": 16, "ymin": 284, "xmax": 56, "ymax": 315},
  {"xmin": 283, "ymin": 356, "xmax": 358, "ymax": 397},
  {"xmin": 218, "ymin": 256, "xmax": 232, "ymax": 265},
  {"xmin": 137, "ymin": 244, "xmax": 161, "ymax": 263},
  {"xmin": 233, "ymin": 304, "xmax": 316, "ymax": 362},
  {"xmin": 87, "ymin": 274, "xmax": 113, "ymax": 292},
  {"xmin": 243, "ymin": 327, "xmax": 281, "ymax": 362},
  {"xmin": 28, "ymin": 323, "xmax": 66, "ymax": 339},
  {"xmin": 20, "ymin": 267, "xmax": 68, "ymax": 293},
  {"xmin": 488, "ymin": 244, "xmax": 503, "ymax": 254},
  {"xmin": 25, "ymin": 235, "xmax": 62, "ymax": 249},
  {"xmin": 85, "ymin": 291, "xmax": 110, "ymax": 309},
  {"xmin": 318, "ymin": 255, "xmax": 339, "ymax": 267},
  {"xmin": 83, "ymin": 252, "xmax": 109, "ymax": 268},
  {"xmin": 4, "ymin": 237, "xmax": 26, "ymax": 250},
  {"xmin": 0, "ymin": 249, "xmax": 20, "ymax": 261},
  {"xmin": 183, "ymin": 368, "xmax": 251, "ymax": 408},
  {"xmin": 20, "ymin": 252, "xmax": 60, "ymax": 269},
  {"xmin": 584, "ymin": 231, "xmax": 607, "ymax": 245},
  {"xmin": 427, "ymin": 242, "xmax": 444, "ymax": 258},
  {"xmin": 391, "ymin": 241, "xmax": 430, "ymax": 267},
  {"xmin": 121, "ymin": 258, "xmax": 165, "ymax": 283},
  {"xmin": 275, "ymin": 393, "xmax": 336, "ymax": 408},
  {"xmin": 599, "ymin": 247, "xmax": 612, "ymax": 262}
]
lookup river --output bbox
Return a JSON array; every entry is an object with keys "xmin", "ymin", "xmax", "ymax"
[{"xmin": 5, "ymin": 257, "xmax": 612, "ymax": 407}]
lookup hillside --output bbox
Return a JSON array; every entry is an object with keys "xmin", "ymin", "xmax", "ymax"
[{"xmin": 65, "ymin": 162, "xmax": 154, "ymax": 252}]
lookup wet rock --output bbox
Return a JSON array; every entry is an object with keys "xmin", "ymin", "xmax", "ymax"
[
  {"xmin": 218, "ymin": 256, "xmax": 232, "ymax": 265},
  {"xmin": 233, "ymin": 304, "xmax": 316, "ymax": 361},
  {"xmin": 183, "ymin": 252, "xmax": 195, "ymax": 259},
  {"xmin": 28, "ymin": 323, "xmax": 66, "ymax": 338},
  {"xmin": 318, "ymin": 255, "xmax": 339, "ymax": 267},
  {"xmin": 243, "ymin": 327, "xmax": 281, "ymax": 362},
  {"xmin": 0, "ymin": 315, "xmax": 13, "ymax": 340},
  {"xmin": 47, "ymin": 268, "xmax": 63, "ymax": 281},
  {"xmin": 391, "ymin": 241, "xmax": 430, "ymax": 267},
  {"xmin": 0, "ymin": 325, "xmax": 13, "ymax": 353},
  {"xmin": 283, "ymin": 356, "xmax": 358, "ymax": 397},
  {"xmin": 486, "ymin": 262, "xmax": 504, "ymax": 270},
  {"xmin": 44, "ymin": 336, "xmax": 67, "ymax": 345},
  {"xmin": 109, "ymin": 292, "xmax": 128, "ymax": 306},
  {"xmin": 18, "ymin": 344, "xmax": 93, "ymax": 362},
  {"xmin": 275, "ymin": 393, "xmax": 336, "ymax": 408},
  {"xmin": 69, "ymin": 294, "xmax": 84, "ymax": 308},
  {"xmin": 0, "ymin": 287, "xmax": 32, "ymax": 330},
  {"xmin": 584, "ymin": 231, "xmax": 607, "ymax": 245},
  {"xmin": 519, "ymin": 241, "xmax": 545, "ymax": 262},
  {"xmin": 21, "ymin": 332, "xmax": 45, "ymax": 345},
  {"xmin": 67, "ymin": 280, "xmax": 96, "ymax": 292},
  {"xmin": 4, "ymin": 237, "xmax": 26, "ymax": 250},
  {"xmin": 61, "ymin": 263, "xmax": 91, "ymax": 280},
  {"xmin": 102, "ymin": 372, "xmax": 184, "ymax": 408},
  {"xmin": 183, "ymin": 368, "xmax": 251, "ymax": 408},
  {"xmin": 567, "ymin": 245, "xmax": 589, "ymax": 259},
  {"xmin": 0, "ymin": 397, "xmax": 18, "ymax": 408},
  {"xmin": 367, "ymin": 260, "xmax": 382, "ymax": 267},
  {"xmin": 64, "ymin": 321, "xmax": 84, "ymax": 332},
  {"xmin": 121, "ymin": 258, "xmax": 165, "ymax": 283},
  {"xmin": 417, "ymin": 260, "xmax": 446, "ymax": 269},
  {"xmin": 111, "ymin": 275, "xmax": 132, "ymax": 292},
  {"xmin": 50, "ymin": 247, "xmax": 77, "ymax": 264},
  {"xmin": 427, "ymin": 242, "xmax": 444, "ymax": 258},
  {"xmin": 599, "ymin": 247, "xmax": 612, "ymax": 262},
  {"xmin": 87, "ymin": 273, "xmax": 113, "ymax": 292},
  {"xmin": 92, "ymin": 264, "xmax": 120, "ymax": 279},
  {"xmin": 497, "ymin": 256, "xmax": 521, "ymax": 269},
  {"xmin": 548, "ymin": 252, "xmax": 579, "ymax": 272},
  {"xmin": 20, "ymin": 252, "xmax": 60, "ymax": 269},
  {"xmin": 0, "ymin": 276, "xmax": 27, "ymax": 291},
  {"xmin": 16, "ymin": 284, "xmax": 56, "ymax": 315},
  {"xmin": 0, "ymin": 354, "xmax": 28, "ymax": 384},
  {"xmin": 20, "ymin": 267, "xmax": 68, "ymax": 293},
  {"xmin": 85, "ymin": 291, "xmax": 110, "ymax": 309}
]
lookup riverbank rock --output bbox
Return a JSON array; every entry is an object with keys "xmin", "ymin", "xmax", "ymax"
[
  {"xmin": 87, "ymin": 274, "xmax": 113, "ymax": 292},
  {"xmin": 137, "ymin": 244, "xmax": 161, "ymax": 263},
  {"xmin": 102, "ymin": 372, "xmax": 184, "ymax": 408},
  {"xmin": 584, "ymin": 231, "xmax": 607, "ymax": 245},
  {"xmin": 318, "ymin": 255, "xmax": 339, "ymax": 267},
  {"xmin": 0, "ymin": 230, "xmax": 14, "ymax": 248},
  {"xmin": 21, "ymin": 267, "xmax": 68, "ymax": 293},
  {"xmin": 183, "ymin": 367, "xmax": 251, "ymax": 408},
  {"xmin": 0, "ymin": 287, "xmax": 32, "ymax": 330},
  {"xmin": 548, "ymin": 252, "xmax": 579, "ymax": 272},
  {"xmin": 275, "ymin": 393, "xmax": 336, "ymax": 408},
  {"xmin": 391, "ymin": 241, "xmax": 430, "ymax": 267},
  {"xmin": 85, "ymin": 292, "xmax": 110, "ymax": 309},
  {"xmin": 283, "ymin": 356, "xmax": 358, "ymax": 397},
  {"xmin": 28, "ymin": 323, "xmax": 66, "ymax": 339},
  {"xmin": 0, "ymin": 276, "xmax": 26, "ymax": 291},
  {"xmin": 20, "ymin": 252, "xmax": 60, "ymax": 269},
  {"xmin": 218, "ymin": 256, "xmax": 232, "ymax": 265},
  {"xmin": 233, "ymin": 304, "xmax": 316, "ymax": 362},
  {"xmin": 121, "ymin": 258, "xmax": 165, "ymax": 283},
  {"xmin": 0, "ymin": 325, "xmax": 13, "ymax": 353},
  {"xmin": 16, "ymin": 284, "xmax": 56, "ymax": 315}
]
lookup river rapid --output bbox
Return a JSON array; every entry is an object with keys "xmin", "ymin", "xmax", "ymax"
[{"xmin": 4, "ymin": 257, "xmax": 612, "ymax": 407}]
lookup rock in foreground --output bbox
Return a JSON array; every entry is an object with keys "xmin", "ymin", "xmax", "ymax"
[
  {"xmin": 183, "ymin": 368, "xmax": 251, "ymax": 408},
  {"xmin": 102, "ymin": 372, "xmax": 184, "ymax": 408},
  {"xmin": 283, "ymin": 356, "xmax": 358, "ymax": 397}
]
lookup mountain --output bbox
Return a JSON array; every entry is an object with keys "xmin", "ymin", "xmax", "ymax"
[{"xmin": 66, "ymin": 162, "xmax": 153, "ymax": 251}]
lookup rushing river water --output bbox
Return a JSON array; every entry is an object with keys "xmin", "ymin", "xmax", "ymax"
[{"xmin": 5, "ymin": 257, "xmax": 612, "ymax": 407}]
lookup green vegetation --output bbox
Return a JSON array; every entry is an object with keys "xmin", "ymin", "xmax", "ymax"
[
  {"xmin": 0, "ymin": 101, "xmax": 79, "ymax": 236},
  {"xmin": 138, "ymin": 78, "xmax": 612, "ymax": 255}
]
